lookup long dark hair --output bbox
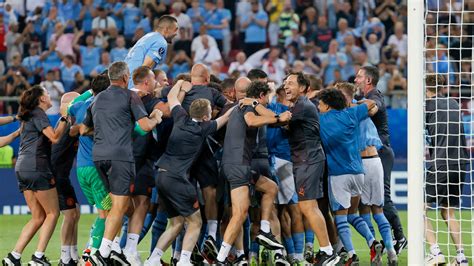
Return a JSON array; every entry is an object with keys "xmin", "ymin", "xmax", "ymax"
[{"xmin": 18, "ymin": 85, "xmax": 45, "ymax": 121}]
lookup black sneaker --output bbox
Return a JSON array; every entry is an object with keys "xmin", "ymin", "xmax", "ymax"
[
  {"xmin": 191, "ymin": 244, "xmax": 204, "ymax": 264},
  {"xmin": 313, "ymin": 250, "xmax": 340, "ymax": 266},
  {"xmin": 202, "ymin": 236, "xmax": 218, "ymax": 263},
  {"xmin": 89, "ymin": 251, "xmax": 110, "ymax": 266},
  {"xmin": 27, "ymin": 254, "xmax": 51, "ymax": 265},
  {"xmin": 394, "ymin": 237, "xmax": 407, "ymax": 255},
  {"xmin": 344, "ymin": 254, "xmax": 360, "ymax": 266},
  {"xmin": 110, "ymin": 250, "xmax": 130, "ymax": 266},
  {"xmin": 233, "ymin": 255, "xmax": 249, "ymax": 266},
  {"xmin": 338, "ymin": 247, "xmax": 349, "ymax": 262},
  {"xmin": 304, "ymin": 246, "xmax": 314, "ymax": 263},
  {"xmin": 216, "ymin": 259, "xmax": 229, "ymax": 266},
  {"xmin": 256, "ymin": 230, "xmax": 284, "ymax": 250},
  {"xmin": 274, "ymin": 253, "xmax": 290, "ymax": 266},
  {"xmin": 2, "ymin": 253, "xmax": 21, "ymax": 266}
]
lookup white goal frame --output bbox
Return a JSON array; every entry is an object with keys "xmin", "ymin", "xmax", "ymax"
[{"xmin": 407, "ymin": 0, "xmax": 425, "ymax": 265}]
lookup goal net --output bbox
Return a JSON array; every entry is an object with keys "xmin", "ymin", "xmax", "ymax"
[{"xmin": 422, "ymin": 0, "xmax": 473, "ymax": 264}]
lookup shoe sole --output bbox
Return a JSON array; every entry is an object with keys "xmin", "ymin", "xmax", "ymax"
[
  {"xmin": 202, "ymin": 241, "xmax": 218, "ymax": 263},
  {"xmin": 2, "ymin": 258, "xmax": 19, "ymax": 266},
  {"xmin": 425, "ymin": 257, "xmax": 446, "ymax": 266},
  {"xmin": 256, "ymin": 235, "xmax": 284, "ymax": 250}
]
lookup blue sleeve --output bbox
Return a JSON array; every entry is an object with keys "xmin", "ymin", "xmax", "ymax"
[
  {"xmin": 354, "ymin": 104, "xmax": 369, "ymax": 122},
  {"xmin": 145, "ymin": 38, "xmax": 167, "ymax": 65},
  {"xmin": 69, "ymin": 102, "xmax": 81, "ymax": 117}
]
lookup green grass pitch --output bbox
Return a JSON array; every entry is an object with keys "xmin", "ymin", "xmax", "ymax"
[{"xmin": 0, "ymin": 211, "xmax": 416, "ymax": 264}]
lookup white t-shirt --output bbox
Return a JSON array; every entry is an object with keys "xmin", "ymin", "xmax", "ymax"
[
  {"xmin": 193, "ymin": 45, "xmax": 222, "ymax": 67},
  {"xmin": 387, "ymin": 34, "xmax": 408, "ymax": 57},
  {"xmin": 173, "ymin": 13, "xmax": 193, "ymax": 40},
  {"xmin": 40, "ymin": 80, "xmax": 65, "ymax": 115},
  {"xmin": 191, "ymin": 35, "xmax": 218, "ymax": 53},
  {"xmin": 262, "ymin": 58, "xmax": 286, "ymax": 86},
  {"xmin": 363, "ymin": 40, "xmax": 381, "ymax": 66}
]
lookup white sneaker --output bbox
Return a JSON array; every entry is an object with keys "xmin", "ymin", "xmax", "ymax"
[
  {"xmin": 144, "ymin": 256, "xmax": 162, "ymax": 266},
  {"xmin": 425, "ymin": 252, "xmax": 446, "ymax": 265},
  {"xmin": 124, "ymin": 251, "xmax": 142, "ymax": 266}
]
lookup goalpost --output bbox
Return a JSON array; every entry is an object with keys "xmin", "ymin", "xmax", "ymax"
[{"xmin": 409, "ymin": 0, "xmax": 473, "ymax": 264}]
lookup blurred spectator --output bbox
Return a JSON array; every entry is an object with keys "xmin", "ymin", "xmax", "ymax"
[
  {"xmin": 169, "ymin": 50, "xmax": 192, "ymax": 79},
  {"xmin": 0, "ymin": 15, "xmax": 7, "ymax": 63},
  {"xmin": 315, "ymin": 16, "xmax": 333, "ymax": 53},
  {"xmin": 387, "ymin": 22, "xmax": 407, "ymax": 59},
  {"xmin": 6, "ymin": 23, "xmax": 24, "ymax": 66},
  {"xmin": 241, "ymin": 0, "xmax": 268, "ymax": 57},
  {"xmin": 204, "ymin": 0, "xmax": 226, "ymax": 52},
  {"xmin": 78, "ymin": 0, "xmax": 96, "ymax": 34},
  {"xmin": 90, "ymin": 51, "xmax": 111, "ymax": 77},
  {"xmin": 387, "ymin": 69, "xmax": 407, "ymax": 108},
  {"xmin": 192, "ymin": 34, "xmax": 222, "ymax": 67},
  {"xmin": 50, "ymin": 22, "xmax": 75, "ymax": 56},
  {"xmin": 187, "ymin": 0, "xmax": 205, "ymax": 38},
  {"xmin": 362, "ymin": 26, "xmax": 385, "ymax": 65},
  {"xmin": 374, "ymin": 0, "xmax": 398, "ymax": 35},
  {"xmin": 355, "ymin": 0, "xmax": 375, "ymax": 29},
  {"xmin": 58, "ymin": 0, "xmax": 82, "ymax": 22},
  {"xmin": 210, "ymin": 61, "xmax": 227, "ymax": 81},
  {"xmin": 299, "ymin": 44, "xmax": 321, "ymax": 76},
  {"xmin": 301, "ymin": 6, "xmax": 318, "ymax": 42},
  {"xmin": 110, "ymin": 35, "xmax": 128, "ymax": 62},
  {"xmin": 2, "ymin": 3, "xmax": 19, "ymax": 26},
  {"xmin": 321, "ymin": 40, "xmax": 347, "ymax": 86},
  {"xmin": 2, "ymin": 53, "xmax": 28, "ymax": 80},
  {"xmin": 92, "ymin": 6, "xmax": 117, "ymax": 46},
  {"xmin": 41, "ymin": 6, "xmax": 65, "ymax": 48},
  {"xmin": 262, "ymin": 46, "xmax": 286, "ymax": 86},
  {"xmin": 138, "ymin": 4, "xmax": 154, "ymax": 34},
  {"xmin": 284, "ymin": 23, "xmax": 305, "ymax": 51},
  {"xmin": 292, "ymin": 60, "xmax": 304, "ymax": 72},
  {"xmin": 40, "ymin": 70, "xmax": 65, "ymax": 115},
  {"xmin": 120, "ymin": 0, "xmax": 141, "ymax": 43},
  {"xmin": 228, "ymin": 51, "xmax": 252, "ymax": 77},
  {"xmin": 277, "ymin": 2, "xmax": 299, "ymax": 46},
  {"xmin": 40, "ymin": 41, "xmax": 63, "ymax": 74},
  {"xmin": 216, "ymin": 0, "xmax": 232, "ymax": 56},
  {"xmin": 265, "ymin": 0, "xmax": 284, "ymax": 46},
  {"xmin": 2, "ymin": 58, "xmax": 30, "ymax": 114},
  {"xmin": 172, "ymin": 2, "xmax": 193, "ymax": 56},
  {"xmin": 340, "ymin": 34, "xmax": 361, "ymax": 80},
  {"xmin": 22, "ymin": 45, "xmax": 42, "ymax": 85},
  {"xmin": 335, "ymin": 18, "xmax": 353, "ymax": 47},
  {"xmin": 377, "ymin": 62, "xmax": 391, "ymax": 104},
  {"xmin": 74, "ymin": 33, "xmax": 101, "ymax": 77},
  {"xmin": 335, "ymin": 2, "xmax": 356, "ymax": 28},
  {"xmin": 60, "ymin": 54, "xmax": 84, "ymax": 92},
  {"xmin": 71, "ymin": 71, "xmax": 90, "ymax": 93}
]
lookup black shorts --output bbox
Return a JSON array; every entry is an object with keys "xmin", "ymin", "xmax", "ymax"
[
  {"xmin": 156, "ymin": 169, "xmax": 199, "ymax": 218},
  {"xmin": 191, "ymin": 148, "xmax": 219, "ymax": 189},
  {"xmin": 133, "ymin": 158, "xmax": 156, "ymax": 197},
  {"xmin": 251, "ymin": 158, "xmax": 272, "ymax": 182},
  {"xmin": 94, "ymin": 160, "xmax": 135, "ymax": 196},
  {"xmin": 16, "ymin": 171, "xmax": 55, "ymax": 192},
  {"xmin": 222, "ymin": 163, "xmax": 253, "ymax": 190},
  {"xmin": 294, "ymin": 161, "xmax": 325, "ymax": 201},
  {"xmin": 56, "ymin": 175, "xmax": 78, "ymax": 211},
  {"xmin": 426, "ymin": 164, "xmax": 466, "ymax": 207}
]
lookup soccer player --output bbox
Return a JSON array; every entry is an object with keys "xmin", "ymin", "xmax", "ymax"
[
  {"xmin": 216, "ymin": 81, "xmax": 290, "ymax": 264},
  {"xmin": 318, "ymin": 88, "xmax": 376, "ymax": 265},
  {"xmin": 53, "ymin": 92, "xmax": 81, "ymax": 266},
  {"xmin": 355, "ymin": 66, "xmax": 407, "ymax": 253},
  {"xmin": 2, "ymin": 85, "xmax": 68, "ymax": 266},
  {"xmin": 68, "ymin": 74, "xmax": 111, "ymax": 261},
  {"xmin": 123, "ymin": 66, "xmax": 167, "ymax": 265},
  {"xmin": 336, "ymin": 82, "xmax": 398, "ymax": 265},
  {"xmin": 144, "ymin": 80, "xmax": 234, "ymax": 266},
  {"xmin": 267, "ymin": 85, "xmax": 305, "ymax": 264},
  {"xmin": 283, "ymin": 72, "xmax": 338, "ymax": 265},
  {"xmin": 86, "ymin": 62, "xmax": 163, "ymax": 265},
  {"xmin": 124, "ymin": 15, "xmax": 179, "ymax": 88},
  {"xmin": 424, "ymin": 74, "xmax": 469, "ymax": 266}
]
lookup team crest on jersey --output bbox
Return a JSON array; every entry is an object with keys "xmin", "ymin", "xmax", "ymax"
[{"xmin": 153, "ymin": 47, "xmax": 165, "ymax": 61}]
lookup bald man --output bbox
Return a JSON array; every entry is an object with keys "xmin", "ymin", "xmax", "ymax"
[
  {"xmin": 54, "ymin": 92, "xmax": 82, "ymax": 265},
  {"xmin": 161, "ymin": 63, "xmax": 230, "ymax": 263}
]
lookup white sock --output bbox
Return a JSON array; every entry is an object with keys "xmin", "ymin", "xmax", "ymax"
[
  {"xmin": 260, "ymin": 220, "xmax": 270, "ymax": 233},
  {"xmin": 295, "ymin": 253, "xmax": 304, "ymax": 261},
  {"xmin": 178, "ymin": 250, "xmax": 192, "ymax": 265},
  {"xmin": 70, "ymin": 245, "xmax": 78, "ymax": 261},
  {"xmin": 99, "ymin": 238, "xmax": 112, "ymax": 258},
  {"xmin": 112, "ymin": 237, "xmax": 121, "ymax": 253},
  {"xmin": 320, "ymin": 245, "xmax": 333, "ymax": 256},
  {"xmin": 34, "ymin": 251, "xmax": 44, "ymax": 259},
  {"xmin": 150, "ymin": 248, "xmax": 164, "ymax": 260},
  {"xmin": 207, "ymin": 220, "xmax": 218, "ymax": 239},
  {"xmin": 10, "ymin": 251, "xmax": 21, "ymax": 260},
  {"xmin": 457, "ymin": 249, "xmax": 466, "ymax": 261},
  {"xmin": 124, "ymin": 233, "xmax": 139, "ymax": 253},
  {"xmin": 236, "ymin": 249, "xmax": 244, "ymax": 257},
  {"xmin": 430, "ymin": 244, "xmax": 441, "ymax": 255},
  {"xmin": 305, "ymin": 242, "xmax": 313, "ymax": 249},
  {"xmin": 61, "ymin": 245, "xmax": 71, "ymax": 262},
  {"xmin": 216, "ymin": 242, "xmax": 232, "ymax": 262}
]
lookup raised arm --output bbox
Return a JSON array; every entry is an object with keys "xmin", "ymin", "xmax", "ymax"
[{"xmin": 42, "ymin": 117, "xmax": 68, "ymax": 144}]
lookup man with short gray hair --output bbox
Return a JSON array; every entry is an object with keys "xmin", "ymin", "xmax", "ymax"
[{"xmin": 85, "ymin": 61, "xmax": 163, "ymax": 265}]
